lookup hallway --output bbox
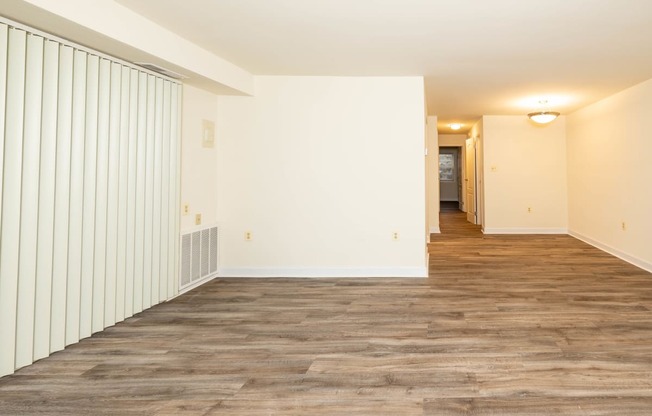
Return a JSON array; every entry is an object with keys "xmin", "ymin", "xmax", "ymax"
[{"xmin": 432, "ymin": 203, "xmax": 482, "ymax": 239}]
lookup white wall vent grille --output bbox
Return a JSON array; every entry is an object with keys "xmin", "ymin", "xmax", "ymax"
[
  {"xmin": 133, "ymin": 62, "xmax": 188, "ymax": 80},
  {"xmin": 180, "ymin": 225, "xmax": 218, "ymax": 290},
  {"xmin": 209, "ymin": 227, "xmax": 218, "ymax": 274},
  {"xmin": 180, "ymin": 234, "xmax": 192, "ymax": 287}
]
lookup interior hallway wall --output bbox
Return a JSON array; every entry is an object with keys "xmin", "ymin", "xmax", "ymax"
[
  {"xmin": 439, "ymin": 134, "xmax": 467, "ymax": 147},
  {"xmin": 474, "ymin": 121, "xmax": 485, "ymax": 227},
  {"xmin": 426, "ymin": 116, "xmax": 439, "ymax": 234},
  {"xmin": 482, "ymin": 115, "xmax": 567, "ymax": 233},
  {"xmin": 567, "ymin": 78, "xmax": 652, "ymax": 271}
]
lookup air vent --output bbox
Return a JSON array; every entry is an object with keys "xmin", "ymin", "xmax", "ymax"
[
  {"xmin": 134, "ymin": 62, "xmax": 188, "ymax": 80},
  {"xmin": 180, "ymin": 225, "xmax": 218, "ymax": 290}
]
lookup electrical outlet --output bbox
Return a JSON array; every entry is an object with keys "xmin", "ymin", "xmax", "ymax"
[
  {"xmin": 392, "ymin": 232, "xmax": 399, "ymax": 241},
  {"xmin": 183, "ymin": 203, "xmax": 189, "ymax": 215},
  {"xmin": 621, "ymin": 221, "xmax": 626, "ymax": 231},
  {"xmin": 245, "ymin": 231, "xmax": 252, "ymax": 241},
  {"xmin": 527, "ymin": 207, "xmax": 532, "ymax": 213},
  {"xmin": 195, "ymin": 213, "xmax": 201, "ymax": 225}
]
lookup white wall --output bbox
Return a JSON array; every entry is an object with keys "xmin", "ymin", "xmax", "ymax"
[
  {"xmin": 438, "ymin": 134, "xmax": 467, "ymax": 147},
  {"xmin": 426, "ymin": 116, "xmax": 439, "ymax": 234},
  {"xmin": 216, "ymin": 76, "xmax": 427, "ymax": 277},
  {"xmin": 180, "ymin": 85, "xmax": 219, "ymax": 231},
  {"xmin": 471, "ymin": 120, "xmax": 485, "ymax": 226},
  {"xmin": 567, "ymin": 78, "xmax": 652, "ymax": 271},
  {"xmin": 482, "ymin": 115, "xmax": 568, "ymax": 233}
]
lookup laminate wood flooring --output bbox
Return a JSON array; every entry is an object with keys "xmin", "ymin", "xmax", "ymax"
[
  {"xmin": 432, "ymin": 209, "xmax": 482, "ymax": 238},
  {"xmin": 1, "ymin": 212, "xmax": 652, "ymax": 415}
]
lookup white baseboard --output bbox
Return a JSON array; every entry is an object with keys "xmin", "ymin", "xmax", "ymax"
[
  {"xmin": 482, "ymin": 227, "xmax": 568, "ymax": 235},
  {"xmin": 169, "ymin": 273, "xmax": 219, "ymax": 300},
  {"xmin": 218, "ymin": 267, "xmax": 428, "ymax": 278},
  {"xmin": 429, "ymin": 227, "xmax": 441, "ymax": 234},
  {"xmin": 569, "ymin": 230, "xmax": 652, "ymax": 273}
]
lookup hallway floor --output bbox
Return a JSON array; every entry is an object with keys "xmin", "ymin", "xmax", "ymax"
[{"xmin": 432, "ymin": 205, "xmax": 482, "ymax": 239}]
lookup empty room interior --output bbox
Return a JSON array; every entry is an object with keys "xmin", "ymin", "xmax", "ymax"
[{"xmin": 1, "ymin": 0, "xmax": 652, "ymax": 414}]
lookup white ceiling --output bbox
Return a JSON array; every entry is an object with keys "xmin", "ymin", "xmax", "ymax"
[{"xmin": 117, "ymin": 0, "xmax": 652, "ymax": 133}]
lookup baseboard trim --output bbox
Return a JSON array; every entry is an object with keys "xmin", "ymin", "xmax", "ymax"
[
  {"xmin": 218, "ymin": 267, "xmax": 428, "ymax": 278},
  {"xmin": 569, "ymin": 230, "xmax": 652, "ymax": 273},
  {"xmin": 483, "ymin": 227, "xmax": 568, "ymax": 235},
  {"xmin": 171, "ymin": 274, "xmax": 218, "ymax": 299},
  {"xmin": 429, "ymin": 227, "xmax": 441, "ymax": 234}
]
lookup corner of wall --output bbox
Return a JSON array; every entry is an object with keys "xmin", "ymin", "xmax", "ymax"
[
  {"xmin": 426, "ymin": 116, "xmax": 439, "ymax": 237},
  {"xmin": 180, "ymin": 84, "xmax": 220, "ymax": 232}
]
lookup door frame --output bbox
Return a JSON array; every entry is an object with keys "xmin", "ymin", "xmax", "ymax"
[
  {"xmin": 465, "ymin": 137, "xmax": 478, "ymax": 224},
  {"xmin": 438, "ymin": 146, "xmax": 463, "ymax": 206}
]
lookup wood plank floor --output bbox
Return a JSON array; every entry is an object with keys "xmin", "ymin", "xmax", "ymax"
[
  {"xmin": 1, "ymin": 211, "xmax": 652, "ymax": 415},
  {"xmin": 432, "ymin": 208, "xmax": 482, "ymax": 238}
]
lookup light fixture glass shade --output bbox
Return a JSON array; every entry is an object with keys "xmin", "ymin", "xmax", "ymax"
[
  {"xmin": 528, "ymin": 111, "xmax": 560, "ymax": 124},
  {"xmin": 449, "ymin": 123, "xmax": 462, "ymax": 130}
]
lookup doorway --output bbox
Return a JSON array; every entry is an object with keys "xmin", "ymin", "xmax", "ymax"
[{"xmin": 438, "ymin": 147, "xmax": 463, "ymax": 211}]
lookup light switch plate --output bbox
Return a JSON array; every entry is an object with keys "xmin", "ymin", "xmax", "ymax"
[{"xmin": 202, "ymin": 119, "xmax": 215, "ymax": 148}]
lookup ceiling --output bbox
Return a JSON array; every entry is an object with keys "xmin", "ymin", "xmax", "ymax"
[{"xmin": 117, "ymin": 0, "xmax": 652, "ymax": 134}]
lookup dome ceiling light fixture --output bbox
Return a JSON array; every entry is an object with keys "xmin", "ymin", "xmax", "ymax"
[
  {"xmin": 449, "ymin": 123, "xmax": 463, "ymax": 130},
  {"xmin": 527, "ymin": 100, "xmax": 560, "ymax": 124}
]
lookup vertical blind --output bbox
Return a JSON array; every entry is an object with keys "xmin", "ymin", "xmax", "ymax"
[{"xmin": 0, "ymin": 21, "xmax": 182, "ymax": 377}]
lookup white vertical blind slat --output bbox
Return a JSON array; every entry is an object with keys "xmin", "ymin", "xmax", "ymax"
[
  {"xmin": 0, "ymin": 28, "xmax": 26, "ymax": 376},
  {"xmin": 0, "ymin": 27, "xmax": 25, "ymax": 377},
  {"xmin": 142, "ymin": 75, "xmax": 156, "ymax": 310},
  {"xmin": 151, "ymin": 78, "xmax": 163, "ymax": 305},
  {"xmin": 133, "ymin": 72, "xmax": 148, "ymax": 315},
  {"xmin": 79, "ymin": 54, "xmax": 100, "ymax": 339},
  {"xmin": 168, "ymin": 84, "xmax": 181, "ymax": 299},
  {"xmin": 49, "ymin": 44, "xmax": 74, "ymax": 353},
  {"xmin": 115, "ymin": 65, "xmax": 130, "ymax": 323},
  {"xmin": 0, "ymin": 24, "xmax": 7, "ymax": 259},
  {"xmin": 15, "ymin": 33, "xmax": 43, "ymax": 370},
  {"xmin": 65, "ymin": 49, "xmax": 87, "ymax": 346},
  {"xmin": 104, "ymin": 62, "xmax": 121, "ymax": 327},
  {"xmin": 160, "ymin": 81, "xmax": 171, "ymax": 301},
  {"xmin": 124, "ymin": 68, "xmax": 139, "ymax": 319},
  {"xmin": 33, "ymin": 40, "xmax": 60, "ymax": 360},
  {"xmin": 92, "ymin": 58, "xmax": 111, "ymax": 334}
]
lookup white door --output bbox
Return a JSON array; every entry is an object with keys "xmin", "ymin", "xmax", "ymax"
[{"xmin": 465, "ymin": 138, "xmax": 477, "ymax": 224}]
